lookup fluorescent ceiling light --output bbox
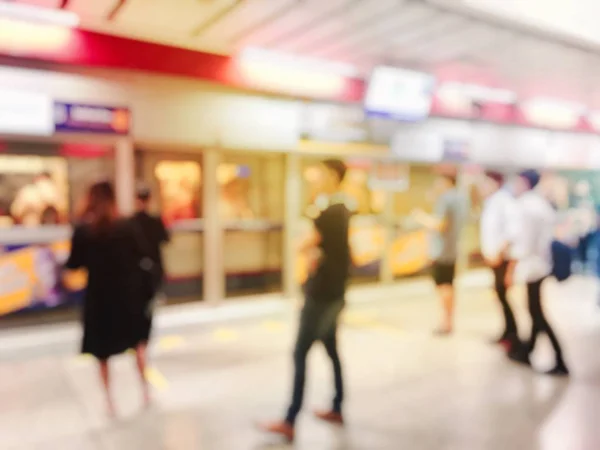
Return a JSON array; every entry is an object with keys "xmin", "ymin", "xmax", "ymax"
[
  {"xmin": 239, "ymin": 47, "xmax": 359, "ymax": 77},
  {"xmin": 0, "ymin": 2, "xmax": 79, "ymax": 28}
]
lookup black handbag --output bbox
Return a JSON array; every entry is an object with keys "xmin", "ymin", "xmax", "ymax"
[{"xmin": 130, "ymin": 220, "xmax": 161, "ymax": 304}]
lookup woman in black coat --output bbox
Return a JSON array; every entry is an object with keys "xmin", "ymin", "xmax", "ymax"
[{"xmin": 66, "ymin": 181, "xmax": 151, "ymax": 416}]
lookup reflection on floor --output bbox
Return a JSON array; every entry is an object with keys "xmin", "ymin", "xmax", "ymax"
[{"xmin": 1, "ymin": 276, "xmax": 600, "ymax": 449}]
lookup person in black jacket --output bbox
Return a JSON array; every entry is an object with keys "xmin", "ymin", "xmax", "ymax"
[
  {"xmin": 66, "ymin": 181, "xmax": 151, "ymax": 416},
  {"xmin": 131, "ymin": 184, "xmax": 170, "ymax": 342}
]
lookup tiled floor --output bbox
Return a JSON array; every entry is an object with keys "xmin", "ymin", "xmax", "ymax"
[{"xmin": 1, "ymin": 276, "xmax": 600, "ymax": 449}]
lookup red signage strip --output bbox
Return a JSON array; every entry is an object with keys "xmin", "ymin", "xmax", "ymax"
[{"xmin": 0, "ymin": 19, "xmax": 364, "ymax": 102}]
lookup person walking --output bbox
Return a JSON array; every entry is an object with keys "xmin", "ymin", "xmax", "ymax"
[
  {"xmin": 412, "ymin": 173, "xmax": 466, "ymax": 335},
  {"xmin": 505, "ymin": 170, "xmax": 569, "ymax": 375},
  {"xmin": 261, "ymin": 159, "xmax": 351, "ymax": 442},
  {"xmin": 66, "ymin": 181, "xmax": 153, "ymax": 416},
  {"xmin": 131, "ymin": 184, "xmax": 170, "ymax": 344},
  {"xmin": 478, "ymin": 171, "xmax": 519, "ymax": 348}
]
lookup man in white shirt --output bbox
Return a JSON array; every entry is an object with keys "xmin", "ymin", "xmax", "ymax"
[
  {"xmin": 478, "ymin": 171, "xmax": 518, "ymax": 348},
  {"xmin": 506, "ymin": 170, "xmax": 568, "ymax": 376}
]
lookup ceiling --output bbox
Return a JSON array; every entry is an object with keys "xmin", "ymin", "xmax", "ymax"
[{"xmin": 6, "ymin": 0, "xmax": 600, "ymax": 104}]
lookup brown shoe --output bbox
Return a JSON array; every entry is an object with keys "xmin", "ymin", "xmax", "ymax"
[
  {"xmin": 259, "ymin": 421, "xmax": 295, "ymax": 442},
  {"xmin": 314, "ymin": 410, "xmax": 344, "ymax": 425}
]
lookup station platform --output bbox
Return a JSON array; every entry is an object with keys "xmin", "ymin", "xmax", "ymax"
[{"xmin": 1, "ymin": 271, "xmax": 600, "ymax": 449}]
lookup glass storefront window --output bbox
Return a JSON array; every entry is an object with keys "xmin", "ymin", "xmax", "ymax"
[
  {"xmin": 0, "ymin": 155, "xmax": 69, "ymax": 227},
  {"xmin": 0, "ymin": 143, "xmax": 115, "ymax": 319},
  {"xmin": 138, "ymin": 153, "xmax": 204, "ymax": 301},
  {"xmin": 389, "ymin": 165, "xmax": 440, "ymax": 279},
  {"xmin": 220, "ymin": 153, "xmax": 284, "ymax": 297},
  {"xmin": 154, "ymin": 160, "xmax": 202, "ymax": 226}
]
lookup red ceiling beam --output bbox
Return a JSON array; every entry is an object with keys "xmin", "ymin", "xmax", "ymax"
[{"xmin": 0, "ymin": 20, "xmax": 364, "ymax": 103}]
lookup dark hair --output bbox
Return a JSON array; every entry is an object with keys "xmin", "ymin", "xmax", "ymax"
[
  {"xmin": 519, "ymin": 169, "xmax": 541, "ymax": 189},
  {"xmin": 322, "ymin": 159, "xmax": 347, "ymax": 183},
  {"xmin": 484, "ymin": 171, "xmax": 504, "ymax": 185},
  {"xmin": 136, "ymin": 184, "xmax": 151, "ymax": 202},
  {"xmin": 84, "ymin": 181, "xmax": 117, "ymax": 233},
  {"xmin": 41, "ymin": 206, "xmax": 60, "ymax": 225}
]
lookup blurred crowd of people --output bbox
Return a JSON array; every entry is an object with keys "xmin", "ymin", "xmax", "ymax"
[
  {"xmin": 262, "ymin": 163, "xmax": 579, "ymax": 442},
  {"xmin": 62, "ymin": 161, "xmax": 599, "ymax": 442}
]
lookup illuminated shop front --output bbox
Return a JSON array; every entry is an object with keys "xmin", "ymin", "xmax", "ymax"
[{"xmin": 0, "ymin": 92, "xmax": 131, "ymax": 318}]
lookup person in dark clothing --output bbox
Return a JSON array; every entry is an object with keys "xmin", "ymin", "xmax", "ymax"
[
  {"xmin": 506, "ymin": 170, "xmax": 568, "ymax": 376},
  {"xmin": 261, "ymin": 159, "xmax": 351, "ymax": 442},
  {"xmin": 66, "ymin": 181, "xmax": 152, "ymax": 416},
  {"xmin": 131, "ymin": 184, "xmax": 170, "ymax": 342}
]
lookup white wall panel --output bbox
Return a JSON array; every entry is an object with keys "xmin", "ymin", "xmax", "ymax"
[{"xmin": 0, "ymin": 66, "xmax": 303, "ymax": 151}]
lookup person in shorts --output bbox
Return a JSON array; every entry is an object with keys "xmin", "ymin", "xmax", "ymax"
[{"xmin": 413, "ymin": 173, "xmax": 466, "ymax": 335}]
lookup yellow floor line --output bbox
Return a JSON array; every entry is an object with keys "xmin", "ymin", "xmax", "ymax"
[
  {"xmin": 145, "ymin": 367, "xmax": 169, "ymax": 391},
  {"xmin": 72, "ymin": 354, "xmax": 94, "ymax": 366},
  {"xmin": 157, "ymin": 335, "xmax": 186, "ymax": 351},
  {"xmin": 261, "ymin": 320, "xmax": 285, "ymax": 332},
  {"xmin": 213, "ymin": 328, "xmax": 238, "ymax": 342}
]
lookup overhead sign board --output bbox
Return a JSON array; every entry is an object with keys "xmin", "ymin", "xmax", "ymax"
[
  {"xmin": 0, "ymin": 89, "xmax": 53, "ymax": 136},
  {"xmin": 302, "ymin": 102, "xmax": 368, "ymax": 142},
  {"xmin": 365, "ymin": 67, "xmax": 435, "ymax": 122},
  {"xmin": 54, "ymin": 102, "xmax": 130, "ymax": 134}
]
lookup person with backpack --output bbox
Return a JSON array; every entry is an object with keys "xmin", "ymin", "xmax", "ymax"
[{"xmin": 505, "ymin": 170, "xmax": 569, "ymax": 376}]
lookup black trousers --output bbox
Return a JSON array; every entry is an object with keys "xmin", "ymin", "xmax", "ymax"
[
  {"xmin": 286, "ymin": 297, "xmax": 345, "ymax": 425},
  {"xmin": 578, "ymin": 232, "xmax": 593, "ymax": 266},
  {"xmin": 526, "ymin": 278, "xmax": 565, "ymax": 366},
  {"xmin": 492, "ymin": 260, "xmax": 518, "ymax": 338}
]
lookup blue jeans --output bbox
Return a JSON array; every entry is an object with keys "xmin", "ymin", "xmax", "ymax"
[{"xmin": 285, "ymin": 296, "xmax": 345, "ymax": 425}]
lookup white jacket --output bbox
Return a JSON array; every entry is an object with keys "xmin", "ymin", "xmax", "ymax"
[
  {"xmin": 513, "ymin": 190, "xmax": 555, "ymax": 283},
  {"xmin": 480, "ymin": 188, "xmax": 518, "ymax": 262}
]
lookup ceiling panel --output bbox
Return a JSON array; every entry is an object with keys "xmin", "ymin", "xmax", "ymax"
[
  {"xmin": 392, "ymin": 13, "xmax": 464, "ymax": 46},
  {"xmin": 275, "ymin": 0, "xmax": 400, "ymax": 54},
  {"xmin": 7, "ymin": 0, "xmax": 600, "ymax": 100},
  {"xmin": 425, "ymin": 26, "xmax": 507, "ymax": 64},
  {"xmin": 340, "ymin": 11, "xmax": 459, "ymax": 66},
  {"xmin": 195, "ymin": 0, "xmax": 298, "ymax": 49},
  {"xmin": 399, "ymin": 21, "xmax": 482, "ymax": 61},
  {"xmin": 309, "ymin": 3, "xmax": 434, "ymax": 59},
  {"xmin": 68, "ymin": 0, "xmax": 117, "ymax": 20},
  {"xmin": 235, "ymin": 0, "xmax": 357, "ymax": 49},
  {"xmin": 115, "ymin": 0, "xmax": 238, "ymax": 38}
]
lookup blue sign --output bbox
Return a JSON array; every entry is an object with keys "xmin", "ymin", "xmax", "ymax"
[{"xmin": 54, "ymin": 102, "xmax": 130, "ymax": 134}]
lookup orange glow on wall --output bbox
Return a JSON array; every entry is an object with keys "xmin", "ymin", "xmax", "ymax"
[
  {"xmin": 234, "ymin": 59, "xmax": 347, "ymax": 99},
  {"xmin": 0, "ymin": 18, "xmax": 72, "ymax": 55}
]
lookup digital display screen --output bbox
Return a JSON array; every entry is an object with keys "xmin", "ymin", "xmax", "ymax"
[{"xmin": 364, "ymin": 67, "xmax": 435, "ymax": 121}]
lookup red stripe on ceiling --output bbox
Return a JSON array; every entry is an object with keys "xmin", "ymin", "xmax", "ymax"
[
  {"xmin": 60, "ymin": 0, "xmax": 70, "ymax": 9},
  {"xmin": 0, "ymin": 21, "xmax": 364, "ymax": 102}
]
